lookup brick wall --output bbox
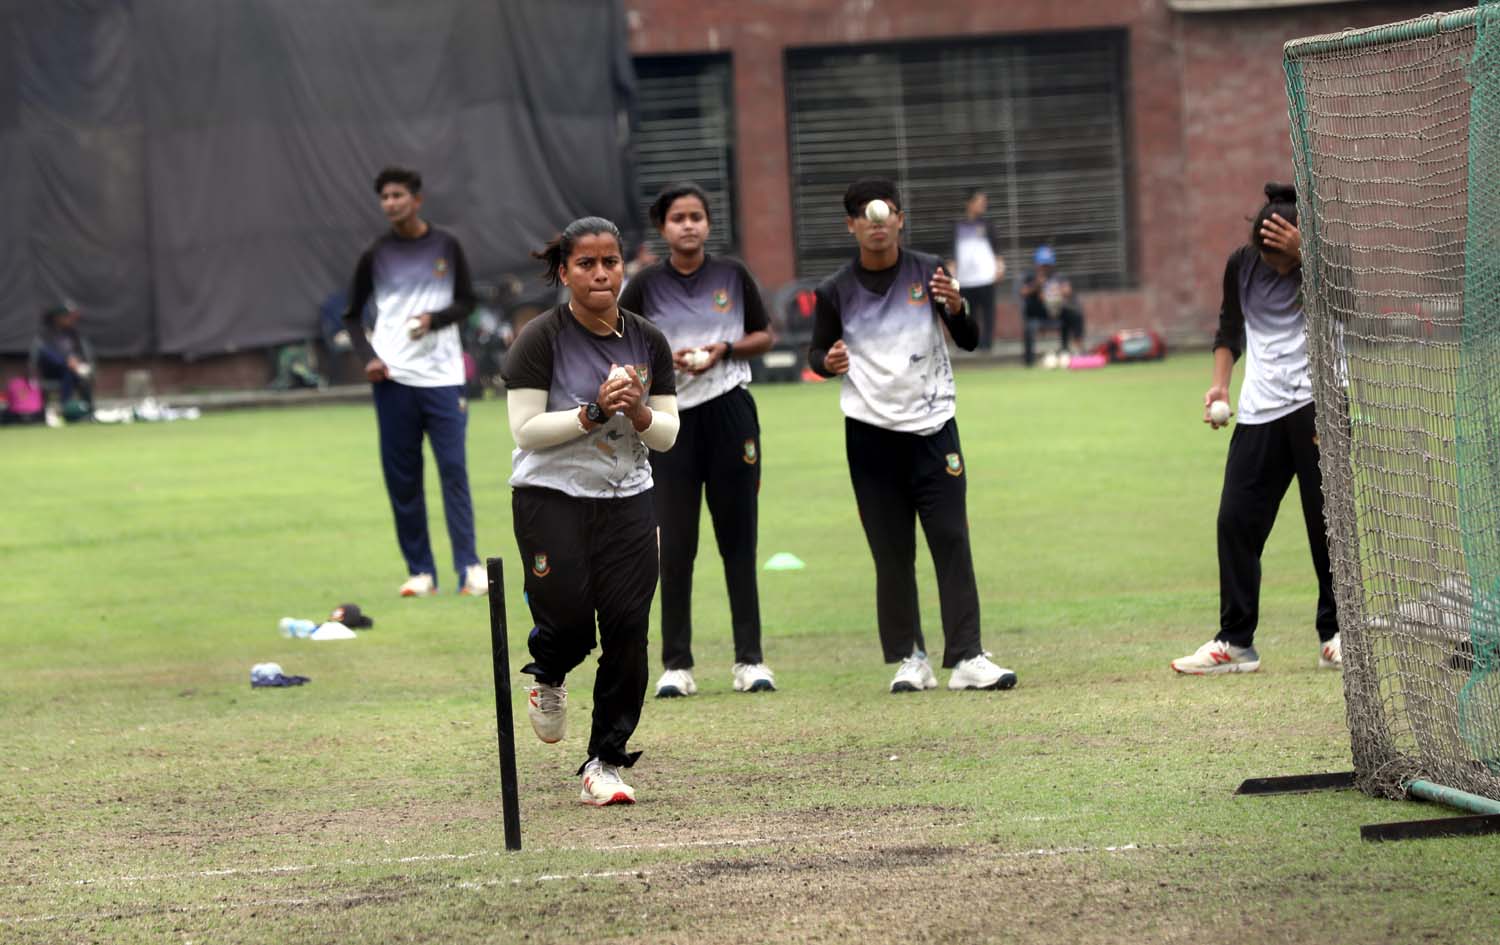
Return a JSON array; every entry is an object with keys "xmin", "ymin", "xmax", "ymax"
[{"xmin": 627, "ymin": 0, "xmax": 1435, "ymax": 344}]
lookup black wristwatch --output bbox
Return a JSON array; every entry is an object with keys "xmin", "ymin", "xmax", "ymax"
[
  {"xmin": 585, "ymin": 402, "xmax": 607, "ymax": 424},
  {"xmin": 723, "ymin": 339, "xmax": 735, "ymax": 360}
]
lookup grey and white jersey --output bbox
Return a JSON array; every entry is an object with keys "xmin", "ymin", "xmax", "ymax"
[
  {"xmin": 617, "ymin": 255, "xmax": 770, "ymax": 410},
  {"xmin": 1214, "ymin": 246, "xmax": 1313, "ymax": 425},
  {"xmin": 347, "ymin": 226, "xmax": 474, "ymax": 388},
  {"xmin": 502, "ymin": 306, "xmax": 676, "ymax": 499},
  {"xmin": 821, "ymin": 250, "xmax": 957, "ymax": 435}
]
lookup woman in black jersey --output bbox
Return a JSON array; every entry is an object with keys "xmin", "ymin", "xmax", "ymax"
[
  {"xmin": 619, "ymin": 182, "xmax": 778, "ymax": 699},
  {"xmin": 502, "ymin": 217, "xmax": 680, "ymax": 806}
]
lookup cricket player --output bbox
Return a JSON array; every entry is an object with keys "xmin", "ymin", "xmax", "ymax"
[{"xmin": 808, "ymin": 177, "xmax": 1018, "ymax": 694}]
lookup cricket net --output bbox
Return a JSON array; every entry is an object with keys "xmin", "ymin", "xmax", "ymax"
[{"xmin": 1284, "ymin": 3, "xmax": 1500, "ymax": 802}]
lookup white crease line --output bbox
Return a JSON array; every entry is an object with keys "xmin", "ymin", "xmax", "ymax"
[{"xmin": 2, "ymin": 842, "xmax": 1164, "ymax": 926}]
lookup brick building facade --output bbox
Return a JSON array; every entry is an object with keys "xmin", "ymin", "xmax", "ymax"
[{"xmin": 626, "ymin": 0, "xmax": 1437, "ymax": 345}]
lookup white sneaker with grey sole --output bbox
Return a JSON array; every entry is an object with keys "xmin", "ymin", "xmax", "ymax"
[
  {"xmin": 527, "ymin": 683, "xmax": 566, "ymax": 743},
  {"xmin": 948, "ymin": 653, "xmax": 1018, "ymax": 690},
  {"xmin": 890, "ymin": 653, "xmax": 938, "ymax": 693},
  {"xmin": 655, "ymin": 668, "xmax": 697, "ymax": 698},
  {"xmin": 732, "ymin": 663, "xmax": 776, "ymax": 692},
  {"xmin": 1170, "ymin": 639, "xmax": 1261, "ymax": 675}
]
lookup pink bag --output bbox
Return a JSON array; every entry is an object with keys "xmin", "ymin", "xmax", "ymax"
[{"xmin": 5, "ymin": 377, "xmax": 43, "ymax": 416}]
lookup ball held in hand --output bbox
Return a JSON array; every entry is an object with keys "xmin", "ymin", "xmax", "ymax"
[
  {"xmin": 685, "ymin": 348, "xmax": 711, "ymax": 370},
  {"xmin": 1209, "ymin": 400, "xmax": 1231, "ymax": 424},
  {"xmin": 405, "ymin": 317, "xmax": 425, "ymax": 339}
]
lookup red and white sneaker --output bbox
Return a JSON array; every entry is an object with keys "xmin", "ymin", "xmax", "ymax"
[
  {"xmin": 399, "ymin": 573, "xmax": 436, "ymax": 597},
  {"xmin": 580, "ymin": 758, "xmax": 635, "ymax": 806},
  {"xmin": 1319, "ymin": 633, "xmax": 1342, "ymax": 670},
  {"xmin": 459, "ymin": 564, "xmax": 488, "ymax": 596},
  {"xmin": 1170, "ymin": 639, "xmax": 1261, "ymax": 675}
]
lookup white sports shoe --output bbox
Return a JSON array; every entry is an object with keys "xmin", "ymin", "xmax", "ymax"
[
  {"xmin": 399, "ymin": 573, "xmax": 436, "ymax": 597},
  {"xmin": 1319, "ymin": 633, "xmax": 1343, "ymax": 670},
  {"xmin": 948, "ymin": 653, "xmax": 1018, "ymax": 691},
  {"xmin": 732, "ymin": 663, "xmax": 776, "ymax": 693},
  {"xmin": 579, "ymin": 758, "xmax": 636, "ymax": 806},
  {"xmin": 1170, "ymin": 639, "xmax": 1261, "ymax": 675},
  {"xmin": 459, "ymin": 563, "xmax": 488, "ymax": 596},
  {"xmin": 890, "ymin": 653, "xmax": 938, "ymax": 693},
  {"xmin": 527, "ymin": 683, "xmax": 567, "ymax": 744},
  {"xmin": 655, "ymin": 668, "xmax": 697, "ymax": 698}
]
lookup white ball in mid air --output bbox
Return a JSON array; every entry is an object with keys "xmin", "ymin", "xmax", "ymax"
[
  {"xmin": 864, "ymin": 199, "xmax": 892, "ymax": 223},
  {"xmin": 1209, "ymin": 400, "xmax": 1231, "ymax": 424}
]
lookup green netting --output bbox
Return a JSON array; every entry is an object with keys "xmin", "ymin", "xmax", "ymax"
[
  {"xmin": 1456, "ymin": 0, "xmax": 1500, "ymax": 772},
  {"xmin": 1285, "ymin": 5, "xmax": 1500, "ymax": 801}
]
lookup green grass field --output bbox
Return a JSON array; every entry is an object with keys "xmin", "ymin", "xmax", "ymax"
[{"xmin": 4, "ymin": 358, "xmax": 1498, "ymax": 944}]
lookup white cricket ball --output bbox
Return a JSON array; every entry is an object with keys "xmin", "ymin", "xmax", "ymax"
[
  {"xmin": 1041, "ymin": 351, "xmax": 1059, "ymax": 370},
  {"xmin": 1209, "ymin": 400, "xmax": 1231, "ymax": 424},
  {"xmin": 685, "ymin": 348, "xmax": 710, "ymax": 370},
  {"xmin": 864, "ymin": 199, "xmax": 891, "ymax": 223},
  {"xmin": 1058, "ymin": 352, "xmax": 1072, "ymax": 369},
  {"xmin": 608, "ymin": 365, "xmax": 631, "ymax": 382},
  {"xmin": 405, "ymin": 317, "xmax": 425, "ymax": 339}
]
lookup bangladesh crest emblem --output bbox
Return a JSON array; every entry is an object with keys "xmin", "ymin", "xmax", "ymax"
[
  {"xmin": 907, "ymin": 282, "xmax": 927, "ymax": 304},
  {"xmin": 944, "ymin": 452, "xmax": 963, "ymax": 476},
  {"xmin": 531, "ymin": 553, "xmax": 551, "ymax": 577},
  {"xmin": 435, "ymin": 257, "xmax": 450, "ymax": 277},
  {"xmin": 742, "ymin": 439, "xmax": 758, "ymax": 465},
  {"xmin": 712, "ymin": 288, "xmax": 731, "ymax": 313}
]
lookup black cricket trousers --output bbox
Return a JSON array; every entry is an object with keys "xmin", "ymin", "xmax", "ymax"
[
  {"xmin": 845, "ymin": 416, "xmax": 983, "ymax": 668},
  {"xmin": 1216, "ymin": 403, "xmax": 1339, "ymax": 648},
  {"xmin": 513, "ymin": 486, "xmax": 658, "ymax": 769},
  {"xmin": 651, "ymin": 386, "xmax": 763, "ymax": 670}
]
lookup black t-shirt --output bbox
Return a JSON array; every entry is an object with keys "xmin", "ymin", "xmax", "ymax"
[{"xmin": 503, "ymin": 304, "xmax": 676, "ymax": 498}]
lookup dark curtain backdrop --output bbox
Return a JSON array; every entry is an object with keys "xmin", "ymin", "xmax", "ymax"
[{"xmin": 0, "ymin": 0, "xmax": 637, "ymax": 358}]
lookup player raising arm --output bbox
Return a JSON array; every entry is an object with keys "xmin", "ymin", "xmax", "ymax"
[
  {"xmin": 1171, "ymin": 182, "xmax": 1342, "ymax": 675},
  {"xmin": 808, "ymin": 177, "xmax": 1017, "ymax": 695},
  {"xmin": 502, "ymin": 216, "xmax": 679, "ymax": 806}
]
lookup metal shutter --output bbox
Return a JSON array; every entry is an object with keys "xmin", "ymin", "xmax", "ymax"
[
  {"xmin": 631, "ymin": 56, "xmax": 738, "ymax": 257},
  {"xmin": 786, "ymin": 33, "xmax": 1130, "ymax": 289}
]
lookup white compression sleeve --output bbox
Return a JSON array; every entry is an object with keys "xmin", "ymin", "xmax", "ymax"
[
  {"xmin": 507, "ymin": 388, "xmax": 586, "ymax": 451},
  {"xmin": 638, "ymin": 394, "xmax": 679, "ymax": 452}
]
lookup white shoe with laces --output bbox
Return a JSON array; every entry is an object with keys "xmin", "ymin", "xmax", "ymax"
[
  {"xmin": 890, "ymin": 653, "xmax": 938, "ymax": 693},
  {"xmin": 1170, "ymin": 638, "xmax": 1261, "ymax": 675},
  {"xmin": 399, "ymin": 573, "xmax": 436, "ymax": 597},
  {"xmin": 1319, "ymin": 633, "xmax": 1342, "ymax": 670},
  {"xmin": 655, "ymin": 668, "xmax": 697, "ymax": 698},
  {"xmin": 527, "ymin": 683, "xmax": 567, "ymax": 744},
  {"xmin": 732, "ymin": 663, "xmax": 776, "ymax": 693},
  {"xmin": 459, "ymin": 563, "xmax": 488, "ymax": 596},
  {"xmin": 579, "ymin": 758, "xmax": 636, "ymax": 806},
  {"xmin": 948, "ymin": 653, "xmax": 1018, "ymax": 691}
]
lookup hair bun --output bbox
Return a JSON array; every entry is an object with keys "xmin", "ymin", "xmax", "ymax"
[{"xmin": 1264, "ymin": 182, "xmax": 1296, "ymax": 202}]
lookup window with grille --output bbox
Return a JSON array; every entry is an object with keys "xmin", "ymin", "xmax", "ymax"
[
  {"xmin": 785, "ymin": 32, "xmax": 1132, "ymax": 289},
  {"xmin": 631, "ymin": 55, "xmax": 738, "ymax": 258}
]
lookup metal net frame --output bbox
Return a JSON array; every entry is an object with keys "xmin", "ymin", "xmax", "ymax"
[{"xmin": 1284, "ymin": 4, "xmax": 1499, "ymax": 802}]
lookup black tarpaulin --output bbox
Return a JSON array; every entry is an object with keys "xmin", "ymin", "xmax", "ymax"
[{"xmin": 0, "ymin": 0, "xmax": 637, "ymax": 358}]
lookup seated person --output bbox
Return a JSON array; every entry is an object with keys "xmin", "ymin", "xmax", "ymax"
[
  {"xmin": 1019, "ymin": 246, "xmax": 1085, "ymax": 366},
  {"xmin": 30, "ymin": 302, "xmax": 95, "ymax": 419}
]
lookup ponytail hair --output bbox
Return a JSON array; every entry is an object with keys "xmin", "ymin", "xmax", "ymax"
[
  {"xmin": 532, "ymin": 216, "xmax": 624, "ymax": 286},
  {"xmin": 1251, "ymin": 182, "xmax": 1298, "ymax": 250}
]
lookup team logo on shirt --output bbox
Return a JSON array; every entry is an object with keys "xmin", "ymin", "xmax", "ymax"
[
  {"xmin": 945, "ymin": 452, "xmax": 963, "ymax": 476},
  {"xmin": 742, "ymin": 439, "xmax": 757, "ymax": 465},
  {"xmin": 531, "ymin": 553, "xmax": 551, "ymax": 578},
  {"xmin": 712, "ymin": 289, "xmax": 731, "ymax": 313},
  {"xmin": 907, "ymin": 282, "xmax": 927, "ymax": 305},
  {"xmin": 434, "ymin": 258, "xmax": 450, "ymax": 277}
]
